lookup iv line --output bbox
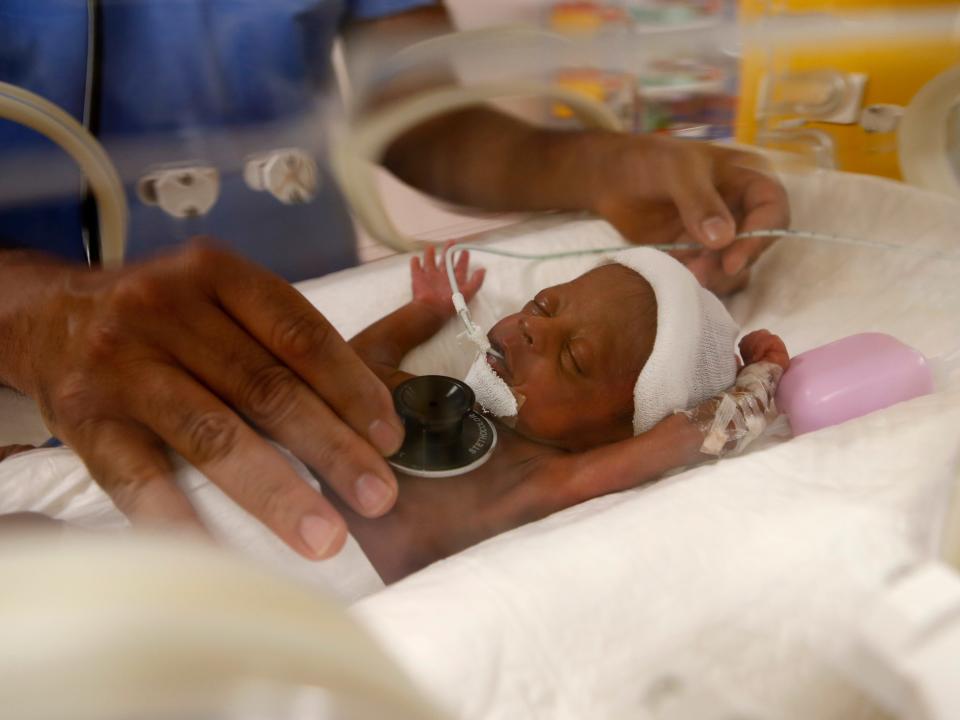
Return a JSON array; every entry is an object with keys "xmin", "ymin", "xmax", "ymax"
[{"xmin": 443, "ymin": 228, "xmax": 960, "ymax": 356}]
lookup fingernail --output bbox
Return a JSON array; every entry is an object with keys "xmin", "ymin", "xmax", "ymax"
[
  {"xmin": 701, "ymin": 216, "xmax": 730, "ymax": 246},
  {"xmin": 354, "ymin": 473, "xmax": 394, "ymax": 516},
  {"xmin": 299, "ymin": 515, "xmax": 339, "ymax": 559},
  {"xmin": 369, "ymin": 417, "xmax": 403, "ymax": 455}
]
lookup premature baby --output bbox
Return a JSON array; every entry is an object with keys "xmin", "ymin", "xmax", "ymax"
[
  {"xmin": 339, "ymin": 244, "xmax": 790, "ymax": 582},
  {"xmin": 466, "ymin": 245, "xmax": 750, "ymax": 445}
]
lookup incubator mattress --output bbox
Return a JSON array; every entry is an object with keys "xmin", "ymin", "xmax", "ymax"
[{"xmin": 2, "ymin": 168, "xmax": 959, "ymax": 719}]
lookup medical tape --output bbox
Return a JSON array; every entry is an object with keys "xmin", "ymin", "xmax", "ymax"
[{"xmin": 683, "ymin": 361, "xmax": 784, "ymax": 457}]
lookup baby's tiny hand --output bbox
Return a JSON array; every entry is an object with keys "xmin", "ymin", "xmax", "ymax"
[
  {"xmin": 410, "ymin": 241, "xmax": 485, "ymax": 318},
  {"xmin": 739, "ymin": 330, "xmax": 790, "ymax": 371}
]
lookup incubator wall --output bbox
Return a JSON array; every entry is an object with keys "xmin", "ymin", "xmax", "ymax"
[
  {"xmin": 738, "ymin": 0, "xmax": 960, "ymax": 177},
  {"xmin": 5, "ymin": 1, "xmax": 960, "ymax": 260},
  {"xmin": 344, "ymin": 1, "xmax": 960, "ymax": 248},
  {"xmin": 2, "ymin": 5, "xmax": 960, "ymax": 720}
]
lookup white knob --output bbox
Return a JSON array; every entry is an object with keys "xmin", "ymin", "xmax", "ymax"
[
  {"xmin": 243, "ymin": 148, "xmax": 320, "ymax": 204},
  {"xmin": 860, "ymin": 104, "xmax": 904, "ymax": 134},
  {"xmin": 137, "ymin": 166, "xmax": 220, "ymax": 219}
]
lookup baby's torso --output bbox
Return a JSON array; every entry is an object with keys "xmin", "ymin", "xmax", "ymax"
[{"xmin": 339, "ymin": 415, "xmax": 563, "ymax": 583}]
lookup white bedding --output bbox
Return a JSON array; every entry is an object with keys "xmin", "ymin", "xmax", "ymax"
[
  {"xmin": 1, "ymin": 169, "xmax": 959, "ymax": 719},
  {"xmin": 346, "ymin": 171, "xmax": 960, "ymax": 720}
]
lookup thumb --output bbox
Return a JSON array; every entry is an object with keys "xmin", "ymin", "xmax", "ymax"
[{"xmin": 666, "ymin": 159, "xmax": 736, "ymax": 249}]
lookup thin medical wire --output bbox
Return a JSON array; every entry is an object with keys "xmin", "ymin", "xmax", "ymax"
[{"xmin": 443, "ymin": 229, "xmax": 960, "ymax": 358}]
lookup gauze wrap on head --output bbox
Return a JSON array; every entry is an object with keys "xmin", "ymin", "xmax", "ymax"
[{"xmin": 601, "ymin": 248, "xmax": 740, "ymax": 435}]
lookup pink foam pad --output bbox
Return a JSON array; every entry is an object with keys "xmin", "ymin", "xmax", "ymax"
[{"xmin": 776, "ymin": 333, "xmax": 934, "ymax": 436}]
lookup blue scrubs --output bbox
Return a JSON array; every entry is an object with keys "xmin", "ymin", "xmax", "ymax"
[{"xmin": 0, "ymin": 0, "xmax": 432, "ymax": 281}]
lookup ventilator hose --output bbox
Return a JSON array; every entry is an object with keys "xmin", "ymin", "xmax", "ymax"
[{"xmin": 0, "ymin": 81, "xmax": 127, "ymax": 269}]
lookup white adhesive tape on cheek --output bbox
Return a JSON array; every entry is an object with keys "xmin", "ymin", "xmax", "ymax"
[{"xmin": 464, "ymin": 353, "xmax": 519, "ymax": 418}]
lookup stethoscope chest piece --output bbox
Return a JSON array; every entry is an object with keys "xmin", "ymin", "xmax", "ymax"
[{"xmin": 388, "ymin": 375, "xmax": 497, "ymax": 478}]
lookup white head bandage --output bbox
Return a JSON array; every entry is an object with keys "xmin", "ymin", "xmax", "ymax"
[{"xmin": 603, "ymin": 248, "xmax": 740, "ymax": 434}]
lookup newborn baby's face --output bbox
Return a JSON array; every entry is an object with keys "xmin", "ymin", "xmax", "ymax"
[{"xmin": 486, "ymin": 264, "xmax": 656, "ymax": 450}]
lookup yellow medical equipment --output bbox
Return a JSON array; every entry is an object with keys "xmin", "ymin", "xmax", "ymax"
[{"xmin": 737, "ymin": 0, "xmax": 960, "ymax": 179}]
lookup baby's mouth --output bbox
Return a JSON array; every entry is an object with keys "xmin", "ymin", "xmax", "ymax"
[{"xmin": 486, "ymin": 338, "xmax": 513, "ymax": 384}]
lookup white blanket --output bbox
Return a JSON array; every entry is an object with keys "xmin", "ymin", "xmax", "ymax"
[
  {"xmin": 1, "ymin": 169, "xmax": 959, "ymax": 718},
  {"xmin": 343, "ymin": 171, "xmax": 960, "ymax": 720},
  {"xmin": 0, "ymin": 447, "xmax": 385, "ymax": 603}
]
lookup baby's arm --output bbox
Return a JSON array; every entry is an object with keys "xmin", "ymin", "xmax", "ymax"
[
  {"xmin": 343, "ymin": 332, "xmax": 788, "ymax": 581},
  {"xmin": 349, "ymin": 243, "xmax": 484, "ymax": 389},
  {"xmin": 525, "ymin": 331, "xmax": 791, "ymax": 514}
]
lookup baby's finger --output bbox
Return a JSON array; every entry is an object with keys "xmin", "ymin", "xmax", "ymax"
[
  {"xmin": 464, "ymin": 268, "xmax": 485, "ymax": 297},
  {"xmin": 454, "ymin": 248, "xmax": 470, "ymax": 277},
  {"xmin": 423, "ymin": 244, "xmax": 436, "ymax": 270},
  {"xmin": 410, "ymin": 256, "xmax": 422, "ymax": 274}
]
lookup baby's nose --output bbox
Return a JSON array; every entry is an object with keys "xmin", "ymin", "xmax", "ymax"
[{"xmin": 518, "ymin": 315, "xmax": 553, "ymax": 354}]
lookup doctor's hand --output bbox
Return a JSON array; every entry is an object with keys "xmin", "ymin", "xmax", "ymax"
[
  {"xmin": 1, "ymin": 244, "xmax": 404, "ymax": 560},
  {"xmin": 580, "ymin": 134, "xmax": 789, "ymax": 295}
]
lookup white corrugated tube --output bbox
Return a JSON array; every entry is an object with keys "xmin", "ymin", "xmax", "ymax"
[{"xmin": 0, "ymin": 81, "xmax": 127, "ymax": 269}]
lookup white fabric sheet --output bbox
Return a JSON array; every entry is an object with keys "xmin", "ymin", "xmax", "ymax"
[
  {"xmin": 344, "ymin": 170, "xmax": 960, "ymax": 720},
  {"xmin": 0, "ymin": 448, "xmax": 384, "ymax": 603},
  {"xmin": 356, "ymin": 392, "xmax": 960, "ymax": 720}
]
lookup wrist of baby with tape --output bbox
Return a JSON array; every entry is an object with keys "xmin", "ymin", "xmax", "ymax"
[{"xmin": 679, "ymin": 361, "xmax": 784, "ymax": 457}]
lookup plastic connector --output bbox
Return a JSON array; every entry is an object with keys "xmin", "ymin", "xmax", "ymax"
[{"xmin": 452, "ymin": 292, "xmax": 491, "ymax": 354}]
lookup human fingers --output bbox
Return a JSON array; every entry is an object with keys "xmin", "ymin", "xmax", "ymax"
[
  {"xmin": 720, "ymin": 169, "xmax": 790, "ymax": 275},
  {"xmin": 596, "ymin": 196, "xmax": 686, "ymax": 247},
  {"xmin": 423, "ymin": 243, "xmax": 437, "ymax": 270},
  {"xmin": 676, "ymin": 249, "xmax": 750, "ymax": 295},
  {"xmin": 462, "ymin": 268, "xmax": 486, "ymax": 299},
  {"xmin": 129, "ymin": 363, "xmax": 347, "ymax": 559},
  {"xmin": 191, "ymin": 247, "xmax": 404, "ymax": 459},
  {"xmin": 160, "ymin": 303, "xmax": 398, "ymax": 518},
  {"xmin": 67, "ymin": 417, "xmax": 205, "ymax": 531},
  {"xmin": 410, "ymin": 255, "xmax": 422, "ymax": 274},
  {"xmin": 663, "ymin": 148, "xmax": 737, "ymax": 250},
  {"xmin": 454, "ymin": 252, "xmax": 473, "ymax": 289},
  {"xmin": 454, "ymin": 246, "xmax": 470, "ymax": 277},
  {"xmin": 668, "ymin": 233, "xmax": 704, "ymax": 265}
]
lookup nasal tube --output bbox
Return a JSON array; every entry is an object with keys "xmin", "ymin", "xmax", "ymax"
[{"xmin": 776, "ymin": 333, "xmax": 957, "ymax": 435}]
